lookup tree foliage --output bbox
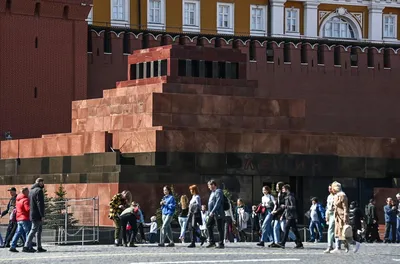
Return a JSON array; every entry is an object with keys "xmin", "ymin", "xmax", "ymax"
[{"xmin": 43, "ymin": 185, "xmax": 78, "ymax": 229}]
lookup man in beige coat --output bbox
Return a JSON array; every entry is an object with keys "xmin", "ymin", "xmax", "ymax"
[{"xmin": 331, "ymin": 181, "xmax": 360, "ymax": 253}]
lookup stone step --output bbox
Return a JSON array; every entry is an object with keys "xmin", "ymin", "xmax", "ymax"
[
  {"xmin": 111, "ymin": 130, "xmax": 399, "ymax": 158},
  {"xmin": 1, "ymin": 132, "xmax": 111, "ymax": 159}
]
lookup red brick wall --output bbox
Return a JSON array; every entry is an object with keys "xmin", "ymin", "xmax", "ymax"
[
  {"xmin": 88, "ymin": 34, "xmax": 400, "ymax": 138},
  {"xmin": 0, "ymin": 1, "xmax": 90, "ymax": 140}
]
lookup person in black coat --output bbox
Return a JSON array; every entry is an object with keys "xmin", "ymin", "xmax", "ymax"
[
  {"xmin": 23, "ymin": 178, "xmax": 46, "ymax": 253},
  {"xmin": 349, "ymin": 201, "xmax": 363, "ymax": 242}
]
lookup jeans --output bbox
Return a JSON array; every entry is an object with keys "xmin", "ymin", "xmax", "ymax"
[
  {"xmin": 272, "ymin": 220, "xmax": 281, "ymax": 243},
  {"xmin": 327, "ymin": 213, "xmax": 335, "ymax": 248},
  {"xmin": 120, "ymin": 213, "xmax": 137, "ymax": 244},
  {"xmin": 397, "ymin": 217, "xmax": 400, "ymax": 242},
  {"xmin": 309, "ymin": 220, "xmax": 323, "ymax": 241},
  {"xmin": 206, "ymin": 215, "xmax": 224, "ymax": 244},
  {"xmin": 384, "ymin": 221, "xmax": 396, "ymax": 242},
  {"xmin": 160, "ymin": 214, "xmax": 173, "ymax": 244},
  {"xmin": 280, "ymin": 219, "xmax": 296, "ymax": 241},
  {"xmin": 178, "ymin": 216, "xmax": 188, "ymax": 239},
  {"xmin": 261, "ymin": 213, "xmax": 273, "ymax": 242},
  {"xmin": 25, "ymin": 220, "xmax": 42, "ymax": 249},
  {"xmin": 281, "ymin": 218, "xmax": 302, "ymax": 246},
  {"xmin": 11, "ymin": 221, "xmax": 31, "ymax": 249}
]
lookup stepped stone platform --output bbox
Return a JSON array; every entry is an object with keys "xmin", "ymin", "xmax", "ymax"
[
  {"xmin": 1, "ymin": 45, "xmax": 400, "ymax": 226},
  {"xmin": 1, "ymin": 45, "xmax": 400, "ymax": 160}
]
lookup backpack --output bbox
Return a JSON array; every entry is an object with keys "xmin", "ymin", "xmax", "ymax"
[{"xmin": 223, "ymin": 195, "xmax": 230, "ymax": 211}]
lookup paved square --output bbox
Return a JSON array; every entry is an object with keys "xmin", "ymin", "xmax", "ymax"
[{"xmin": 0, "ymin": 242, "xmax": 398, "ymax": 264}]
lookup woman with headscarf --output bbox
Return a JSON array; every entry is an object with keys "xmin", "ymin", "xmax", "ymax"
[
  {"xmin": 331, "ymin": 181, "xmax": 360, "ymax": 253},
  {"xmin": 108, "ymin": 190, "xmax": 132, "ymax": 246}
]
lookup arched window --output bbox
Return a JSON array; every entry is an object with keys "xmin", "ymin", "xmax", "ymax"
[{"xmin": 323, "ymin": 16, "xmax": 355, "ymax": 39}]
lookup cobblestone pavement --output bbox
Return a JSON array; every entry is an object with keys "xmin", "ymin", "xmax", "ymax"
[{"xmin": 0, "ymin": 242, "xmax": 399, "ymax": 264}]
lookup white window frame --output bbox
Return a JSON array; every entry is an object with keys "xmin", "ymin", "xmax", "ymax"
[
  {"xmin": 383, "ymin": 14, "xmax": 397, "ymax": 40},
  {"xmin": 323, "ymin": 17, "xmax": 355, "ymax": 39},
  {"xmin": 182, "ymin": 0, "xmax": 200, "ymax": 33},
  {"xmin": 86, "ymin": 6, "xmax": 93, "ymax": 25},
  {"xmin": 147, "ymin": 0, "xmax": 166, "ymax": 30},
  {"xmin": 217, "ymin": 2, "xmax": 234, "ymax": 35},
  {"xmin": 285, "ymin": 7, "xmax": 300, "ymax": 36},
  {"xmin": 250, "ymin": 5, "xmax": 267, "ymax": 36},
  {"xmin": 110, "ymin": 0, "xmax": 130, "ymax": 27}
]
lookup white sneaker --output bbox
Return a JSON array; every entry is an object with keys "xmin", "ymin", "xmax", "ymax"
[
  {"xmin": 323, "ymin": 248, "xmax": 332, "ymax": 253},
  {"xmin": 353, "ymin": 242, "xmax": 360, "ymax": 253},
  {"xmin": 330, "ymin": 248, "xmax": 340, "ymax": 253}
]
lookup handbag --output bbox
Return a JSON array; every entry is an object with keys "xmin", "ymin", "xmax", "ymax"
[{"xmin": 343, "ymin": 224, "xmax": 353, "ymax": 238}]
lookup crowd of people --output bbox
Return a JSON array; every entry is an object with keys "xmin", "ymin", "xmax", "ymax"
[
  {"xmin": 1, "ymin": 177, "xmax": 399, "ymax": 253},
  {"xmin": 107, "ymin": 180, "xmax": 400, "ymax": 252}
]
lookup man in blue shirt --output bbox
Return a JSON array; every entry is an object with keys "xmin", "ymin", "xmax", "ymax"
[
  {"xmin": 384, "ymin": 197, "xmax": 397, "ymax": 243},
  {"xmin": 207, "ymin": 180, "xmax": 225, "ymax": 249}
]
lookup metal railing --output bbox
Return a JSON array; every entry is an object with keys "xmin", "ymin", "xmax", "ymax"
[{"xmin": 1, "ymin": 197, "xmax": 99, "ymax": 245}]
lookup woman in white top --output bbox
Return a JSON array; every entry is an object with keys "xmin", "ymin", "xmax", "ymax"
[
  {"xmin": 224, "ymin": 199, "xmax": 237, "ymax": 242},
  {"xmin": 187, "ymin": 185, "xmax": 206, "ymax": 248},
  {"xmin": 257, "ymin": 186, "xmax": 275, "ymax": 247}
]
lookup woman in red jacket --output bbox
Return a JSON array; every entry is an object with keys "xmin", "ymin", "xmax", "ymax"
[{"xmin": 9, "ymin": 187, "xmax": 31, "ymax": 253}]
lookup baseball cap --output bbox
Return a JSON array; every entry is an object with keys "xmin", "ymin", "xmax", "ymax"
[{"xmin": 7, "ymin": 187, "xmax": 16, "ymax": 191}]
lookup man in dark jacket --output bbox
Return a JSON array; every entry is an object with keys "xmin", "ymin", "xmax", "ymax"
[
  {"xmin": 349, "ymin": 201, "xmax": 363, "ymax": 242},
  {"xmin": 0, "ymin": 187, "xmax": 17, "ymax": 248},
  {"xmin": 23, "ymin": 178, "xmax": 46, "ymax": 253},
  {"xmin": 365, "ymin": 199, "xmax": 381, "ymax": 243},
  {"xmin": 269, "ymin": 181, "xmax": 285, "ymax": 247},
  {"xmin": 277, "ymin": 184, "xmax": 303, "ymax": 249},
  {"xmin": 206, "ymin": 179, "xmax": 225, "ymax": 249}
]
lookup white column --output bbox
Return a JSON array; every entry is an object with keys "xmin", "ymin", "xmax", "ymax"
[
  {"xmin": 303, "ymin": 2, "xmax": 319, "ymax": 38},
  {"xmin": 368, "ymin": 5, "xmax": 384, "ymax": 41},
  {"xmin": 270, "ymin": 0, "xmax": 286, "ymax": 37}
]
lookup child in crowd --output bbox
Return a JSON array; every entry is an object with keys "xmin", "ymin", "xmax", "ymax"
[{"xmin": 144, "ymin": 216, "xmax": 158, "ymax": 244}]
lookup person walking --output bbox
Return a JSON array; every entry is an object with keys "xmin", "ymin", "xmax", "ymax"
[
  {"xmin": 324, "ymin": 184, "xmax": 338, "ymax": 253},
  {"xmin": 330, "ymin": 181, "xmax": 360, "ymax": 253},
  {"xmin": 24, "ymin": 178, "xmax": 46, "ymax": 253},
  {"xmin": 365, "ymin": 199, "xmax": 381, "ymax": 243},
  {"xmin": 200, "ymin": 205, "xmax": 209, "ymax": 242},
  {"xmin": 236, "ymin": 198, "xmax": 249, "ymax": 242},
  {"xmin": 308, "ymin": 197, "xmax": 325, "ymax": 243},
  {"xmin": 206, "ymin": 180, "xmax": 225, "ymax": 249},
  {"xmin": 383, "ymin": 197, "xmax": 397, "ymax": 243},
  {"xmin": 119, "ymin": 202, "xmax": 138, "ymax": 247},
  {"xmin": 257, "ymin": 186, "xmax": 275, "ymax": 247},
  {"xmin": 349, "ymin": 201, "xmax": 363, "ymax": 243},
  {"xmin": 1, "ymin": 187, "xmax": 17, "ymax": 248},
  {"xmin": 187, "ymin": 185, "xmax": 206, "ymax": 248},
  {"xmin": 269, "ymin": 182, "xmax": 285, "ymax": 248},
  {"xmin": 396, "ymin": 193, "xmax": 400, "ymax": 243},
  {"xmin": 159, "ymin": 186, "xmax": 176, "ymax": 247},
  {"xmin": 224, "ymin": 199, "xmax": 236, "ymax": 243},
  {"xmin": 134, "ymin": 203, "xmax": 146, "ymax": 243},
  {"xmin": 178, "ymin": 195, "xmax": 189, "ymax": 243},
  {"xmin": 250, "ymin": 205, "xmax": 260, "ymax": 242},
  {"xmin": 9, "ymin": 187, "xmax": 31, "ymax": 253},
  {"xmin": 108, "ymin": 190, "xmax": 132, "ymax": 246},
  {"xmin": 276, "ymin": 184, "xmax": 303, "ymax": 249}
]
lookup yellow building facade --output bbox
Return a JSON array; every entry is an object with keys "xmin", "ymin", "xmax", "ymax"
[{"xmin": 87, "ymin": 0, "xmax": 400, "ymax": 42}]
